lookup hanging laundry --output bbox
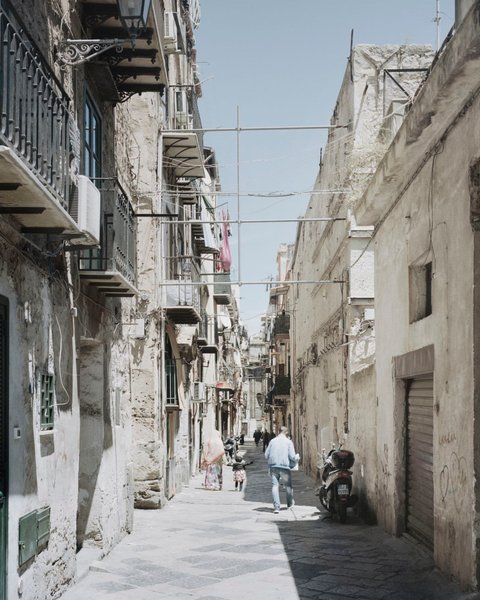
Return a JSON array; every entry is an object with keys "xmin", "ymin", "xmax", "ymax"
[{"xmin": 219, "ymin": 209, "xmax": 232, "ymax": 272}]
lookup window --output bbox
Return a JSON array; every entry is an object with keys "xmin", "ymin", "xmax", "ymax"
[
  {"xmin": 39, "ymin": 373, "xmax": 54, "ymax": 431},
  {"xmin": 165, "ymin": 336, "xmax": 178, "ymax": 405},
  {"xmin": 409, "ymin": 261, "xmax": 432, "ymax": 323},
  {"xmin": 84, "ymin": 94, "xmax": 101, "ymax": 179}
]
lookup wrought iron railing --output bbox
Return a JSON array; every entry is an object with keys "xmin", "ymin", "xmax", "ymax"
[
  {"xmin": 272, "ymin": 375, "xmax": 291, "ymax": 396},
  {"xmin": 0, "ymin": 0, "xmax": 71, "ymax": 208},
  {"xmin": 165, "ymin": 357, "xmax": 178, "ymax": 405},
  {"xmin": 214, "ymin": 272, "xmax": 231, "ymax": 296},
  {"xmin": 165, "ymin": 256, "xmax": 201, "ymax": 310},
  {"xmin": 79, "ymin": 178, "xmax": 137, "ymax": 287},
  {"xmin": 273, "ymin": 313, "xmax": 290, "ymax": 336}
]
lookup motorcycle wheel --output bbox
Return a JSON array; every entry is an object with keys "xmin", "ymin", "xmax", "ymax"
[
  {"xmin": 319, "ymin": 487, "xmax": 328, "ymax": 510},
  {"xmin": 337, "ymin": 503, "xmax": 347, "ymax": 524}
]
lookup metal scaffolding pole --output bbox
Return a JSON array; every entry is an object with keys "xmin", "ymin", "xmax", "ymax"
[
  {"xmin": 158, "ymin": 279, "xmax": 344, "ymax": 286},
  {"xmin": 159, "ymin": 217, "xmax": 347, "ymax": 225},
  {"xmin": 237, "ymin": 106, "xmax": 241, "ymax": 284},
  {"xmin": 162, "ymin": 124, "xmax": 349, "ymax": 133}
]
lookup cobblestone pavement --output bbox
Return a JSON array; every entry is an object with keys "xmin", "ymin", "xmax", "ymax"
[{"xmin": 61, "ymin": 442, "xmax": 480, "ymax": 600}]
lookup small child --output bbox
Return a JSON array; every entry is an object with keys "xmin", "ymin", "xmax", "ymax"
[{"xmin": 231, "ymin": 454, "xmax": 251, "ymax": 491}]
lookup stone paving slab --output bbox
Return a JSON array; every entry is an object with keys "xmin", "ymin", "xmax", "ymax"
[{"xmin": 60, "ymin": 442, "xmax": 480, "ymax": 600}]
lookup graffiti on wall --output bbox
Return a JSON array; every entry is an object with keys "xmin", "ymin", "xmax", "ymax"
[{"xmin": 439, "ymin": 452, "xmax": 467, "ymax": 511}]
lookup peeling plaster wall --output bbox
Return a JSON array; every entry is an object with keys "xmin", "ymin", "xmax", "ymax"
[
  {"xmin": 373, "ymin": 90, "xmax": 479, "ymax": 588},
  {"xmin": 0, "ymin": 228, "xmax": 78, "ymax": 600},
  {"xmin": 1, "ymin": 1, "xmax": 136, "ymax": 596},
  {"xmin": 121, "ymin": 92, "xmax": 166, "ymax": 508}
]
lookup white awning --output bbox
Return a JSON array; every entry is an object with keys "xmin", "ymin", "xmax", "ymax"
[{"xmin": 162, "ymin": 132, "xmax": 206, "ymax": 179}]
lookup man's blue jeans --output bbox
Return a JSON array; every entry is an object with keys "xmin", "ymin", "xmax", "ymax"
[{"xmin": 270, "ymin": 467, "xmax": 293, "ymax": 510}]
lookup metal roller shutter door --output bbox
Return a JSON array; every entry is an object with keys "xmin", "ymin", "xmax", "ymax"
[{"xmin": 406, "ymin": 374, "xmax": 434, "ymax": 549}]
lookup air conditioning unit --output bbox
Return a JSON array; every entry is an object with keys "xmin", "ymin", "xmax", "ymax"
[
  {"xmin": 69, "ymin": 175, "xmax": 101, "ymax": 246},
  {"xmin": 192, "ymin": 381, "xmax": 205, "ymax": 402},
  {"xmin": 164, "ymin": 12, "xmax": 178, "ymax": 52}
]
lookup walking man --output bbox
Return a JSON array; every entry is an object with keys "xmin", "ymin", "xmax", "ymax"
[{"xmin": 265, "ymin": 426, "xmax": 298, "ymax": 514}]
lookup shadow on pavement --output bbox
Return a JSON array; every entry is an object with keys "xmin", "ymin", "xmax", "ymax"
[{"xmin": 238, "ymin": 441, "xmax": 473, "ymax": 600}]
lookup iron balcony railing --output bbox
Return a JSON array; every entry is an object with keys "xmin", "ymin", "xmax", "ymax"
[
  {"xmin": 272, "ymin": 375, "xmax": 291, "ymax": 397},
  {"xmin": 165, "ymin": 357, "xmax": 178, "ymax": 405},
  {"xmin": 273, "ymin": 313, "xmax": 290, "ymax": 337},
  {"xmin": 79, "ymin": 178, "xmax": 137, "ymax": 287},
  {"xmin": 197, "ymin": 310, "xmax": 208, "ymax": 342},
  {"xmin": 165, "ymin": 256, "xmax": 201, "ymax": 311},
  {"xmin": 0, "ymin": 0, "xmax": 71, "ymax": 207},
  {"xmin": 214, "ymin": 272, "xmax": 231, "ymax": 296}
]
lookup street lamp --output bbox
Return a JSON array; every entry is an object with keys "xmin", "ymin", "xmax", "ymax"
[
  {"xmin": 56, "ymin": 0, "xmax": 152, "ymax": 68},
  {"xmin": 117, "ymin": 0, "xmax": 151, "ymax": 41},
  {"xmin": 222, "ymin": 328, "xmax": 232, "ymax": 344}
]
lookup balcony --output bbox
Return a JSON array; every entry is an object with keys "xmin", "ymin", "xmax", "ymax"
[
  {"xmin": 273, "ymin": 313, "xmax": 290, "ymax": 339},
  {"xmin": 216, "ymin": 362, "xmax": 235, "ymax": 392},
  {"xmin": 78, "ymin": 178, "xmax": 137, "ymax": 296},
  {"xmin": 271, "ymin": 375, "xmax": 291, "ymax": 398},
  {"xmin": 162, "ymin": 132, "xmax": 205, "ymax": 179},
  {"xmin": 76, "ymin": 0, "xmax": 168, "ymax": 102},
  {"xmin": 164, "ymin": 257, "xmax": 201, "ymax": 324},
  {"xmin": 191, "ymin": 201, "xmax": 218, "ymax": 254},
  {"xmin": 197, "ymin": 311, "xmax": 208, "ymax": 345},
  {"xmin": 163, "ymin": 89, "xmax": 205, "ymax": 180},
  {"xmin": 0, "ymin": 1, "xmax": 84, "ymax": 235},
  {"xmin": 200, "ymin": 313, "xmax": 218, "ymax": 355},
  {"xmin": 213, "ymin": 272, "xmax": 231, "ymax": 305}
]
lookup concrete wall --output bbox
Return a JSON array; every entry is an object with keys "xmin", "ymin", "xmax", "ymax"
[
  {"xmin": 3, "ymin": 234, "xmax": 78, "ymax": 599},
  {"xmin": 373, "ymin": 101, "xmax": 477, "ymax": 586},
  {"xmin": 0, "ymin": 1, "xmax": 137, "ymax": 596},
  {"xmin": 353, "ymin": 6, "xmax": 480, "ymax": 587}
]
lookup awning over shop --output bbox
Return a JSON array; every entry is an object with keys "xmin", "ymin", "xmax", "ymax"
[{"xmin": 162, "ymin": 132, "xmax": 206, "ymax": 179}]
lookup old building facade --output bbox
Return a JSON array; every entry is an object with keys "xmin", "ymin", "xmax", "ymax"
[
  {"xmin": 0, "ymin": 0, "xmax": 245, "ymax": 598},
  {"xmin": 288, "ymin": 44, "xmax": 433, "ymax": 519},
  {"xmin": 354, "ymin": 0, "xmax": 480, "ymax": 588}
]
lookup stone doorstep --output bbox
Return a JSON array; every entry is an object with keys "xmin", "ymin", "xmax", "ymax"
[{"xmin": 75, "ymin": 547, "xmax": 104, "ymax": 581}]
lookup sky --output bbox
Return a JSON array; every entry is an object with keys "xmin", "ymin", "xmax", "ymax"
[{"xmin": 194, "ymin": 1, "xmax": 454, "ymax": 335}]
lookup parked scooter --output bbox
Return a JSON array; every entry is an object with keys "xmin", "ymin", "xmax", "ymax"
[{"xmin": 317, "ymin": 445, "xmax": 358, "ymax": 523}]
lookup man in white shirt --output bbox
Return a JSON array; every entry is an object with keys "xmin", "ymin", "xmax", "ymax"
[{"xmin": 265, "ymin": 426, "xmax": 298, "ymax": 513}]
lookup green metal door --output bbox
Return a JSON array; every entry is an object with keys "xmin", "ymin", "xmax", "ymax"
[{"xmin": 0, "ymin": 298, "xmax": 8, "ymax": 599}]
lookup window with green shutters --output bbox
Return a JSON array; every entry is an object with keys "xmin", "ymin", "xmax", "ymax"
[{"xmin": 39, "ymin": 373, "xmax": 54, "ymax": 431}]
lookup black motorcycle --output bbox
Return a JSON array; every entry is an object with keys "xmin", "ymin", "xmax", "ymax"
[{"xmin": 317, "ymin": 446, "xmax": 358, "ymax": 523}]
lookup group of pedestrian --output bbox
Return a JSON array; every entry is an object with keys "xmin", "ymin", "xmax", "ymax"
[
  {"xmin": 201, "ymin": 430, "xmax": 252, "ymax": 492},
  {"xmin": 253, "ymin": 429, "xmax": 276, "ymax": 452},
  {"xmin": 201, "ymin": 426, "xmax": 300, "ymax": 514}
]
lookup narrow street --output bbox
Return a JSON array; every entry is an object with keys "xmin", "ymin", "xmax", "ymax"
[{"xmin": 61, "ymin": 442, "xmax": 478, "ymax": 600}]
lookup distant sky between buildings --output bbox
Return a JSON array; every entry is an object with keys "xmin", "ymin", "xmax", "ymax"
[{"xmin": 195, "ymin": 0, "xmax": 454, "ymax": 335}]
